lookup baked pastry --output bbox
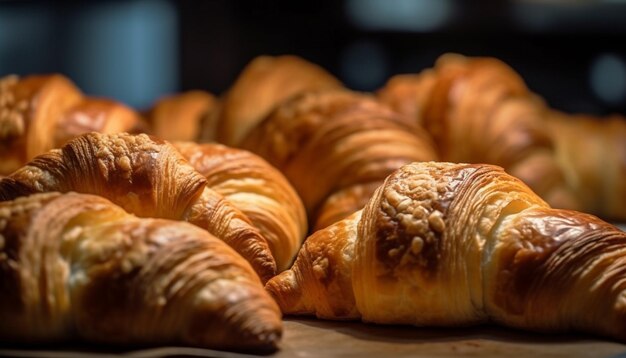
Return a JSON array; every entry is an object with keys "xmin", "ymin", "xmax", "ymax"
[
  {"xmin": 378, "ymin": 53, "xmax": 626, "ymax": 221},
  {"xmin": 377, "ymin": 68, "xmax": 437, "ymax": 128},
  {"xmin": 0, "ymin": 74, "xmax": 145, "ymax": 175},
  {"xmin": 0, "ymin": 132, "xmax": 276, "ymax": 282},
  {"xmin": 547, "ymin": 113, "xmax": 626, "ymax": 221},
  {"xmin": 146, "ymin": 90, "xmax": 217, "ymax": 142},
  {"xmin": 213, "ymin": 55, "xmax": 343, "ymax": 146},
  {"xmin": 173, "ymin": 141, "xmax": 307, "ymax": 271},
  {"xmin": 267, "ymin": 161, "xmax": 626, "ymax": 342},
  {"xmin": 241, "ymin": 90, "xmax": 438, "ymax": 230},
  {"xmin": 0, "ymin": 192, "xmax": 281, "ymax": 350}
]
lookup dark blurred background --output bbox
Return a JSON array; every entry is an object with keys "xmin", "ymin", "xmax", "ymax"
[{"xmin": 1, "ymin": 0, "xmax": 625, "ymax": 115}]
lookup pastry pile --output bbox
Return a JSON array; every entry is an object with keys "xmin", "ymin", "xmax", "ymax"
[{"xmin": 1, "ymin": 54, "xmax": 625, "ymax": 351}]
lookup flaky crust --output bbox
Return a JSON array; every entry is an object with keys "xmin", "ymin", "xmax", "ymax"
[
  {"xmin": 214, "ymin": 55, "xmax": 343, "ymax": 146},
  {"xmin": 173, "ymin": 141, "xmax": 307, "ymax": 271},
  {"xmin": 0, "ymin": 74, "xmax": 144, "ymax": 175},
  {"xmin": 0, "ymin": 192, "xmax": 282, "ymax": 350},
  {"xmin": 242, "ymin": 90, "xmax": 438, "ymax": 230},
  {"xmin": 0, "ymin": 132, "xmax": 276, "ymax": 282},
  {"xmin": 267, "ymin": 162, "xmax": 626, "ymax": 342}
]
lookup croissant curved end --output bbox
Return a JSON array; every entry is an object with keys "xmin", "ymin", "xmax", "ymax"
[{"xmin": 265, "ymin": 269, "xmax": 301, "ymax": 314}]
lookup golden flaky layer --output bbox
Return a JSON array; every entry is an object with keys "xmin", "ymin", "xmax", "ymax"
[
  {"xmin": 0, "ymin": 192, "xmax": 282, "ymax": 350},
  {"xmin": 214, "ymin": 55, "xmax": 343, "ymax": 146},
  {"xmin": 0, "ymin": 132, "xmax": 276, "ymax": 282},
  {"xmin": 267, "ymin": 162, "xmax": 626, "ymax": 342},
  {"xmin": 0, "ymin": 74, "xmax": 144, "ymax": 175},
  {"xmin": 146, "ymin": 90, "xmax": 217, "ymax": 142},
  {"xmin": 242, "ymin": 90, "xmax": 438, "ymax": 230},
  {"xmin": 378, "ymin": 53, "xmax": 626, "ymax": 221},
  {"xmin": 173, "ymin": 141, "xmax": 307, "ymax": 272}
]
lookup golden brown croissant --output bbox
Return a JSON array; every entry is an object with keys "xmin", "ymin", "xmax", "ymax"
[
  {"xmin": 378, "ymin": 54, "xmax": 626, "ymax": 220},
  {"xmin": 0, "ymin": 132, "xmax": 276, "ymax": 282},
  {"xmin": 0, "ymin": 74, "xmax": 145, "ymax": 175},
  {"xmin": 379, "ymin": 54, "xmax": 585, "ymax": 210},
  {"xmin": 377, "ymin": 68, "xmax": 437, "ymax": 128},
  {"xmin": 0, "ymin": 191, "xmax": 282, "ymax": 350},
  {"xmin": 146, "ymin": 90, "xmax": 217, "ymax": 142},
  {"xmin": 241, "ymin": 90, "xmax": 438, "ymax": 230},
  {"xmin": 547, "ymin": 113, "xmax": 626, "ymax": 221},
  {"xmin": 267, "ymin": 161, "xmax": 626, "ymax": 342},
  {"xmin": 213, "ymin": 55, "xmax": 343, "ymax": 146},
  {"xmin": 172, "ymin": 141, "xmax": 307, "ymax": 271}
]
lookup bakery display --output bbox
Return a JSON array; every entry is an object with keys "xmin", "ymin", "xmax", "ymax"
[
  {"xmin": 378, "ymin": 53, "xmax": 626, "ymax": 221},
  {"xmin": 267, "ymin": 161, "xmax": 626, "ymax": 342},
  {"xmin": 0, "ymin": 192, "xmax": 282, "ymax": 350},
  {"xmin": 1, "ymin": 52, "xmax": 625, "ymax": 354}
]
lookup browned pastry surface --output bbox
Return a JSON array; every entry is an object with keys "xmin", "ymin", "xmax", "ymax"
[
  {"xmin": 54, "ymin": 98, "xmax": 146, "ymax": 147},
  {"xmin": 242, "ymin": 89, "xmax": 438, "ymax": 230},
  {"xmin": 0, "ymin": 74, "xmax": 145, "ymax": 175},
  {"xmin": 146, "ymin": 90, "xmax": 217, "ymax": 142},
  {"xmin": 378, "ymin": 53, "xmax": 626, "ymax": 221},
  {"xmin": 547, "ymin": 113, "xmax": 626, "ymax": 221},
  {"xmin": 173, "ymin": 141, "xmax": 307, "ymax": 271},
  {"xmin": 0, "ymin": 192, "xmax": 282, "ymax": 350},
  {"xmin": 0, "ymin": 132, "xmax": 276, "ymax": 282},
  {"xmin": 268, "ymin": 161, "xmax": 626, "ymax": 342},
  {"xmin": 214, "ymin": 55, "xmax": 343, "ymax": 146}
]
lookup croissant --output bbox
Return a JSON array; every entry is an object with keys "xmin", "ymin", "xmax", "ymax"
[
  {"xmin": 213, "ymin": 55, "xmax": 343, "ymax": 146},
  {"xmin": 0, "ymin": 74, "xmax": 145, "ymax": 175},
  {"xmin": 267, "ymin": 161, "xmax": 626, "ymax": 342},
  {"xmin": 145, "ymin": 90, "xmax": 217, "ymax": 142},
  {"xmin": 377, "ymin": 68, "xmax": 437, "ymax": 128},
  {"xmin": 0, "ymin": 191, "xmax": 282, "ymax": 350},
  {"xmin": 547, "ymin": 113, "xmax": 626, "ymax": 221},
  {"xmin": 0, "ymin": 132, "xmax": 276, "ymax": 282},
  {"xmin": 378, "ymin": 53, "xmax": 626, "ymax": 221},
  {"xmin": 241, "ymin": 89, "xmax": 438, "ymax": 230},
  {"xmin": 172, "ymin": 141, "xmax": 307, "ymax": 271}
]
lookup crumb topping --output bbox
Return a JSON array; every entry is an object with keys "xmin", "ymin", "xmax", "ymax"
[
  {"xmin": 374, "ymin": 163, "xmax": 461, "ymax": 278},
  {"xmin": 0, "ymin": 75, "xmax": 28, "ymax": 140}
]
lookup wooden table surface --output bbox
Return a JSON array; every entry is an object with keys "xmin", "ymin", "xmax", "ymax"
[{"xmin": 2, "ymin": 318, "xmax": 626, "ymax": 358}]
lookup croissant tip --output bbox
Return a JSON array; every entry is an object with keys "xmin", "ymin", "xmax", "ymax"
[
  {"xmin": 255, "ymin": 259, "xmax": 277, "ymax": 285},
  {"xmin": 251, "ymin": 329, "xmax": 282, "ymax": 352},
  {"xmin": 265, "ymin": 270, "xmax": 299, "ymax": 313},
  {"xmin": 226, "ymin": 315, "xmax": 282, "ymax": 353}
]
